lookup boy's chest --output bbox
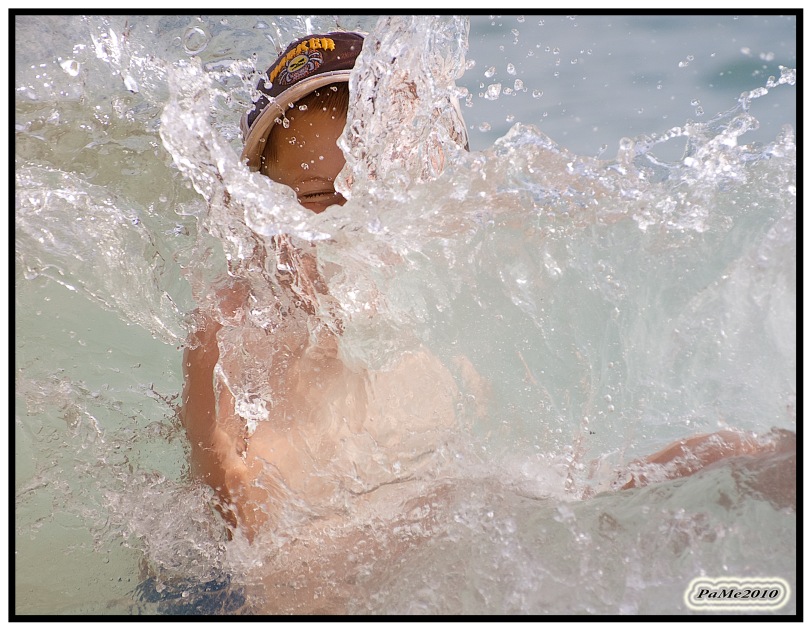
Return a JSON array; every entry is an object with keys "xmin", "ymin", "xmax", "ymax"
[{"xmin": 243, "ymin": 347, "xmax": 459, "ymax": 501}]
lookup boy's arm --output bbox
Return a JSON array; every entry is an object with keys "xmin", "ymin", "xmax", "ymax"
[
  {"xmin": 180, "ymin": 315, "xmax": 223, "ymax": 482},
  {"xmin": 619, "ymin": 428, "xmax": 795, "ymax": 491},
  {"xmin": 180, "ymin": 315, "xmax": 246, "ymax": 528},
  {"xmin": 181, "ymin": 315, "xmax": 279, "ymax": 538}
]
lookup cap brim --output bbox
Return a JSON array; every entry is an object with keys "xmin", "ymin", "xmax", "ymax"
[{"xmin": 240, "ymin": 70, "xmax": 353, "ymax": 170}]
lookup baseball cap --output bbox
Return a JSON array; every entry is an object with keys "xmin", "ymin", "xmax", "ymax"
[{"xmin": 240, "ymin": 31, "xmax": 365, "ymax": 170}]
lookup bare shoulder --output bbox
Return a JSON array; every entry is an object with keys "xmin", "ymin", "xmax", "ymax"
[{"xmin": 180, "ymin": 279, "xmax": 251, "ymax": 411}]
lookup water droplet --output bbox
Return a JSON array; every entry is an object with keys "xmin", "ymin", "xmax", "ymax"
[
  {"xmin": 298, "ymin": 104, "xmax": 308, "ymax": 111},
  {"xmin": 478, "ymin": 122, "xmax": 491, "ymax": 132},
  {"xmin": 532, "ymin": 89, "xmax": 543, "ymax": 98},
  {"xmin": 690, "ymin": 99, "xmax": 700, "ymax": 106},
  {"xmin": 123, "ymin": 74, "xmax": 139, "ymax": 93},
  {"xmin": 183, "ymin": 26, "xmax": 208, "ymax": 55},
  {"xmin": 506, "ymin": 63, "xmax": 516, "ymax": 75},
  {"xmin": 506, "ymin": 114, "xmax": 514, "ymax": 123},
  {"xmin": 517, "ymin": 15, "xmax": 525, "ymax": 23},
  {"xmin": 514, "ymin": 79, "xmax": 525, "ymax": 91},
  {"xmin": 570, "ymin": 58, "xmax": 578, "ymax": 65},
  {"xmin": 59, "ymin": 59, "xmax": 80, "ymax": 77},
  {"xmin": 552, "ymin": 47, "xmax": 560, "ymax": 55},
  {"xmin": 779, "ymin": 66, "xmax": 796, "ymax": 85},
  {"xmin": 484, "ymin": 83, "xmax": 502, "ymax": 100},
  {"xmin": 484, "ymin": 66, "xmax": 496, "ymax": 78}
]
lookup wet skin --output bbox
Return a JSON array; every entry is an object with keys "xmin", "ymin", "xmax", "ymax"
[{"xmin": 264, "ymin": 98, "xmax": 348, "ymax": 213}]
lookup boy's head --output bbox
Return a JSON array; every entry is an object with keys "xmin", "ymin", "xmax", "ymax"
[{"xmin": 241, "ymin": 31, "xmax": 364, "ymax": 213}]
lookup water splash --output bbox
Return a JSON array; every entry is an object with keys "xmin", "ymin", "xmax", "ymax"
[{"xmin": 335, "ymin": 15, "xmax": 470, "ymax": 202}]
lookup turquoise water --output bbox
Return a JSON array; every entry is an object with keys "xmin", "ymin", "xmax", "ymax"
[{"xmin": 15, "ymin": 14, "xmax": 796, "ymax": 615}]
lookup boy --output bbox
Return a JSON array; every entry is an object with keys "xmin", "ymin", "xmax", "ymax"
[
  {"xmin": 181, "ymin": 31, "xmax": 795, "ymax": 544},
  {"xmin": 181, "ymin": 32, "xmax": 464, "ymax": 540}
]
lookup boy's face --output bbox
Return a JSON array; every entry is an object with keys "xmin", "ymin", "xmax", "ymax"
[{"xmin": 265, "ymin": 101, "xmax": 348, "ymax": 214}]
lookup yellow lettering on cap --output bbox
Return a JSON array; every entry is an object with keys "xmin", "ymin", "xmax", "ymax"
[
  {"xmin": 270, "ymin": 58, "xmax": 284, "ymax": 83},
  {"xmin": 322, "ymin": 37, "xmax": 335, "ymax": 51}
]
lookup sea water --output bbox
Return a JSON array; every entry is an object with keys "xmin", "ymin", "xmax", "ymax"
[{"xmin": 14, "ymin": 14, "xmax": 796, "ymax": 615}]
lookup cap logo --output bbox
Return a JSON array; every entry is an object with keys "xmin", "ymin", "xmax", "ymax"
[
  {"xmin": 278, "ymin": 50, "xmax": 323, "ymax": 86},
  {"xmin": 269, "ymin": 37, "xmax": 337, "ymax": 87}
]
